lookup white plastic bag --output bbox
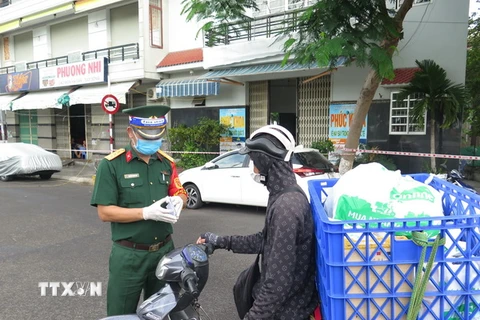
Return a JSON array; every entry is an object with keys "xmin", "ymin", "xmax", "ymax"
[{"xmin": 325, "ymin": 163, "xmax": 444, "ymax": 237}]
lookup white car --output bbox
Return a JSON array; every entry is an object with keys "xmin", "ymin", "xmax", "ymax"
[
  {"xmin": 0, "ymin": 143, "xmax": 62, "ymax": 181},
  {"xmin": 179, "ymin": 146, "xmax": 339, "ymax": 209}
]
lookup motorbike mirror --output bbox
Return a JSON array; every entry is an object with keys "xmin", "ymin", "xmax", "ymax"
[
  {"xmin": 136, "ymin": 285, "xmax": 177, "ymax": 319},
  {"xmin": 440, "ymin": 163, "xmax": 448, "ymax": 170}
]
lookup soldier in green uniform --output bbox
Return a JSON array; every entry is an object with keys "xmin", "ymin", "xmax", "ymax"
[{"xmin": 90, "ymin": 105, "xmax": 187, "ymax": 316}]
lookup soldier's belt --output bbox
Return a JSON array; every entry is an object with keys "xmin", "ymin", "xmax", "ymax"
[{"xmin": 115, "ymin": 234, "xmax": 172, "ymax": 252}]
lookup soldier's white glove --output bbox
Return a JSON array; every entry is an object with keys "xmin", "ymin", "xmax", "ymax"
[
  {"xmin": 142, "ymin": 196, "xmax": 178, "ymax": 224},
  {"xmin": 170, "ymin": 196, "xmax": 184, "ymax": 219}
]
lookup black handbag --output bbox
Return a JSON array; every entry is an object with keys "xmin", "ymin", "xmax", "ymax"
[{"xmin": 233, "ymin": 252, "xmax": 261, "ymax": 319}]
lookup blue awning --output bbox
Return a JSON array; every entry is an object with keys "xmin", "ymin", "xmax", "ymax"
[
  {"xmin": 199, "ymin": 57, "xmax": 347, "ymax": 79},
  {"xmin": 155, "ymin": 79, "xmax": 219, "ymax": 98}
]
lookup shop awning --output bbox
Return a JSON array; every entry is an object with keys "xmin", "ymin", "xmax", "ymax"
[
  {"xmin": 10, "ymin": 90, "xmax": 70, "ymax": 111},
  {"xmin": 68, "ymin": 81, "xmax": 136, "ymax": 105},
  {"xmin": 198, "ymin": 57, "xmax": 347, "ymax": 80},
  {"xmin": 0, "ymin": 93, "xmax": 21, "ymax": 111},
  {"xmin": 156, "ymin": 79, "xmax": 219, "ymax": 97}
]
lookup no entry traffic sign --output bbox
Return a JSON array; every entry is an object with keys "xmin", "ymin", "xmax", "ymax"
[{"xmin": 101, "ymin": 94, "xmax": 120, "ymax": 115}]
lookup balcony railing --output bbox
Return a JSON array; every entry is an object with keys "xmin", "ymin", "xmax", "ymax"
[
  {"xmin": 0, "ymin": 65, "xmax": 15, "ymax": 75},
  {"xmin": 204, "ymin": 9, "xmax": 305, "ymax": 47},
  {"xmin": 0, "ymin": 43, "xmax": 139, "ymax": 74},
  {"xmin": 27, "ymin": 56, "xmax": 68, "ymax": 70},
  {"xmin": 83, "ymin": 43, "xmax": 139, "ymax": 63}
]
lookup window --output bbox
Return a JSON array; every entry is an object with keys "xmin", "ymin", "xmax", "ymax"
[
  {"xmin": 214, "ymin": 154, "xmax": 247, "ymax": 169},
  {"xmin": 389, "ymin": 92, "xmax": 426, "ymax": 135},
  {"xmin": 149, "ymin": 0, "xmax": 163, "ymax": 48},
  {"xmin": 0, "ymin": 0, "xmax": 10, "ymax": 8},
  {"xmin": 287, "ymin": 0, "xmax": 314, "ymax": 10},
  {"xmin": 396, "ymin": 0, "xmax": 431, "ymax": 9},
  {"xmin": 213, "ymin": 153, "xmax": 247, "ymax": 169},
  {"xmin": 261, "ymin": 0, "xmax": 314, "ymax": 14}
]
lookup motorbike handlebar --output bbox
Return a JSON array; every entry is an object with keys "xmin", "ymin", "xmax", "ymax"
[
  {"xmin": 202, "ymin": 243, "xmax": 215, "ymax": 255},
  {"xmin": 186, "ymin": 276, "xmax": 199, "ymax": 298},
  {"xmin": 181, "ymin": 269, "xmax": 199, "ymax": 298}
]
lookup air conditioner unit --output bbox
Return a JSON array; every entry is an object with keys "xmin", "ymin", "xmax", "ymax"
[
  {"xmin": 147, "ymin": 87, "xmax": 157, "ymax": 100},
  {"xmin": 147, "ymin": 87, "xmax": 170, "ymax": 105},
  {"xmin": 157, "ymin": 97, "xmax": 170, "ymax": 106}
]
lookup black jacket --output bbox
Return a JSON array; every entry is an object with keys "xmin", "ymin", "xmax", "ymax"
[{"xmin": 224, "ymin": 154, "xmax": 318, "ymax": 319}]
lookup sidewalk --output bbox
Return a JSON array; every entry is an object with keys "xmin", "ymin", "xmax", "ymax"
[
  {"xmin": 55, "ymin": 160, "xmax": 97, "ymax": 185},
  {"xmin": 464, "ymin": 179, "xmax": 480, "ymax": 193}
]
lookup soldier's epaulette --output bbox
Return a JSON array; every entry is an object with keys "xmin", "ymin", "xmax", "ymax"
[
  {"xmin": 157, "ymin": 150, "xmax": 175, "ymax": 163},
  {"xmin": 105, "ymin": 148, "xmax": 126, "ymax": 161}
]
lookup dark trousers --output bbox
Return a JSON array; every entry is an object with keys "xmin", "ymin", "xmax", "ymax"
[{"xmin": 106, "ymin": 240, "xmax": 174, "ymax": 316}]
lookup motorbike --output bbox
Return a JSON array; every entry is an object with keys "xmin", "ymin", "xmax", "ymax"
[
  {"xmin": 101, "ymin": 243, "xmax": 214, "ymax": 320},
  {"xmin": 440, "ymin": 164, "xmax": 478, "ymax": 194}
]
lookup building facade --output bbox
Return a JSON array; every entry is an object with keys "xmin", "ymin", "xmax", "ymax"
[
  {"xmin": 0, "ymin": 0, "xmax": 176, "ymax": 159},
  {"xmin": 154, "ymin": 0, "xmax": 469, "ymax": 173},
  {"xmin": 0, "ymin": 0, "xmax": 470, "ymax": 173}
]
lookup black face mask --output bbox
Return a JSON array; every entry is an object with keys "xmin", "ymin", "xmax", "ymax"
[{"xmin": 249, "ymin": 152, "xmax": 272, "ymax": 186}]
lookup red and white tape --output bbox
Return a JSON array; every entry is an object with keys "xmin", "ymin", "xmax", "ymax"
[
  {"xmin": 33, "ymin": 147, "xmax": 222, "ymax": 155},
  {"xmin": 341, "ymin": 148, "xmax": 480, "ymax": 161},
  {"xmin": 9, "ymin": 144, "xmax": 480, "ymax": 160}
]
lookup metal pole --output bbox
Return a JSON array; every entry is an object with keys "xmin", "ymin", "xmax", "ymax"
[
  {"xmin": 0, "ymin": 110, "xmax": 6, "ymax": 142},
  {"xmin": 108, "ymin": 74, "xmax": 113, "ymax": 152},
  {"xmin": 109, "ymin": 114, "xmax": 113, "ymax": 152}
]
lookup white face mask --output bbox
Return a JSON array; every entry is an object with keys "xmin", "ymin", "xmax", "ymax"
[
  {"xmin": 250, "ymin": 161, "xmax": 266, "ymax": 185},
  {"xmin": 250, "ymin": 172, "xmax": 267, "ymax": 185}
]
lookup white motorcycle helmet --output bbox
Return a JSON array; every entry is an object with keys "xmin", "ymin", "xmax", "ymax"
[{"xmin": 239, "ymin": 125, "xmax": 296, "ymax": 161}]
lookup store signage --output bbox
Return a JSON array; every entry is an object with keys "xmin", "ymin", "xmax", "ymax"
[
  {"xmin": 328, "ymin": 103, "xmax": 368, "ymax": 162},
  {"xmin": 38, "ymin": 57, "xmax": 108, "ymax": 89},
  {"xmin": 0, "ymin": 69, "xmax": 40, "ymax": 93},
  {"xmin": 219, "ymin": 107, "xmax": 246, "ymax": 153}
]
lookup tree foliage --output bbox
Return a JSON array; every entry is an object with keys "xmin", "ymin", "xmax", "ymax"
[
  {"xmin": 182, "ymin": 0, "xmax": 405, "ymax": 79},
  {"xmin": 399, "ymin": 59, "xmax": 466, "ymax": 172},
  {"xmin": 399, "ymin": 60, "xmax": 465, "ymax": 129},
  {"xmin": 168, "ymin": 118, "xmax": 230, "ymax": 169},
  {"xmin": 466, "ymin": 14, "xmax": 480, "ymax": 140},
  {"xmin": 182, "ymin": 0, "xmax": 416, "ymax": 173}
]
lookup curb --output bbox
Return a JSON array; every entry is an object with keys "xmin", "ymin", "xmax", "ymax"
[{"xmin": 56, "ymin": 176, "xmax": 95, "ymax": 185}]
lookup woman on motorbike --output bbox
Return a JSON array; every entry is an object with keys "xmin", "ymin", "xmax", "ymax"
[{"xmin": 197, "ymin": 125, "xmax": 319, "ymax": 320}]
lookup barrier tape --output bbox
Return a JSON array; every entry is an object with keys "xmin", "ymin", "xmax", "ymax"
[
  {"xmin": 9, "ymin": 144, "xmax": 480, "ymax": 160},
  {"xmin": 30, "ymin": 147, "xmax": 223, "ymax": 155},
  {"xmin": 340, "ymin": 148, "xmax": 480, "ymax": 161}
]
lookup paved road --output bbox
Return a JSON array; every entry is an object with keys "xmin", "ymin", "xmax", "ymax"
[{"xmin": 0, "ymin": 177, "xmax": 266, "ymax": 320}]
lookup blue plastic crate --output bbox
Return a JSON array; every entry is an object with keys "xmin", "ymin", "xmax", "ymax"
[{"xmin": 308, "ymin": 174, "xmax": 480, "ymax": 320}]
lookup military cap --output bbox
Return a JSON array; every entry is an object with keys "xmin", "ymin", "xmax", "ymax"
[{"xmin": 123, "ymin": 105, "xmax": 170, "ymax": 140}]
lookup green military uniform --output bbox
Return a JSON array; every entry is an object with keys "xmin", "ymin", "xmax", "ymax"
[{"xmin": 90, "ymin": 105, "xmax": 184, "ymax": 316}]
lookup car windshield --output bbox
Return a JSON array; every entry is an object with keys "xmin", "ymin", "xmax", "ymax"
[
  {"xmin": 213, "ymin": 153, "xmax": 247, "ymax": 168},
  {"xmin": 292, "ymin": 151, "xmax": 332, "ymax": 170}
]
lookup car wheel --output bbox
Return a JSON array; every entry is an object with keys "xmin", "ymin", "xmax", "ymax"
[
  {"xmin": 0, "ymin": 175, "xmax": 12, "ymax": 181},
  {"xmin": 184, "ymin": 184, "xmax": 203, "ymax": 209},
  {"xmin": 39, "ymin": 173, "xmax": 53, "ymax": 180}
]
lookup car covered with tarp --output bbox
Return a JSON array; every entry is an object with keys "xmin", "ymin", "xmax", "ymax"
[{"xmin": 0, "ymin": 143, "xmax": 62, "ymax": 181}]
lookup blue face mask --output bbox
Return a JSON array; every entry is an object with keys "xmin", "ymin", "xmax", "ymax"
[{"xmin": 134, "ymin": 134, "xmax": 163, "ymax": 155}]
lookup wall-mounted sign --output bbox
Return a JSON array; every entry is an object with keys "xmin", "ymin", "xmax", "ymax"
[
  {"xmin": 219, "ymin": 107, "xmax": 246, "ymax": 153},
  {"xmin": 328, "ymin": 103, "xmax": 368, "ymax": 162},
  {"xmin": 101, "ymin": 94, "xmax": 120, "ymax": 115},
  {"xmin": 38, "ymin": 57, "xmax": 108, "ymax": 89},
  {"xmin": 0, "ymin": 69, "xmax": 40, "ymax": 93}
]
